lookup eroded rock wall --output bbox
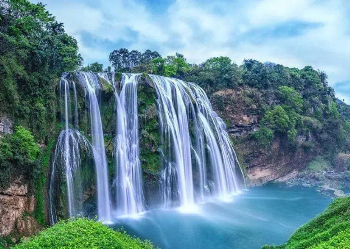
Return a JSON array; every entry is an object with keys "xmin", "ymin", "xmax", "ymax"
[
  {"xmin": 0, "ymin": 177, "xmax": 41, "ymax": 237},
  {"xmin": 211, "ymin": 87, "xmax": 316, "ymax": 186}
]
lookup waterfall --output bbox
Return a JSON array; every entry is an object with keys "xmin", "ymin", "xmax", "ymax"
[
  {"xmin": 150, "ymin": 75, "xmax": 242, "ymax": 207},
  {"xmin": 49, "ymin": 72, "xmax": 244, "ymax": 222},
  {"xmin": 115, "ymin": 73, "xmax": 144, "ymax": 216},
  {"xmin": 150, "ymin": 75, "xmax": 195, "ymax": 208},
  {"xmin": 49, "ymin": 76, "xmax": 90, "ymax": 224},
  {"xmin": 75, "ymin": 72, "xmax": 112, "ymax": 222}
]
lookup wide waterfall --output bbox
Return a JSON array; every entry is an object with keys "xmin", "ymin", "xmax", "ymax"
[
  {"xmin": 49, "ymin": 72, "xmax": 244, "ymax": 223},
  {"xmin": 150, "ymin": 75, "xmax": 243, "ymax": 207}
]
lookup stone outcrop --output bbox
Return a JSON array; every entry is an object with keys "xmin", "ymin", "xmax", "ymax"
[
  {"xmin": 0, "ymin": 177, "xmax": 41, "ymax": 237},
  {"xmin": 16, "ymin": 216, "xmax": 40, "ymax": 236},
  {"xmin": 0, "ymin": 115, "xmax": 13, "ymax": 135},
  {"xmin": 211, "ymin": 87, "xmax": 315, "ymax": 186}
]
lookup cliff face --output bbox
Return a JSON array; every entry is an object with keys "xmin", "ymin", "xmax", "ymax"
[
  {"xmin": 211, "ymin": 87, "xmax": 318, "ymax": 186},
  {"xmin": 0, "ymin": 176, "xmax": 41, "ymax": 242}
]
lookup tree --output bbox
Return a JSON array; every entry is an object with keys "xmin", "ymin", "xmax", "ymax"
[
  {"xmin": 241, "ymin": 59, "xmax": 267, "ymax": 88},
  {"xmin": 163, "ymin": 53, "xmax": 189, "ymax": 78},
  {"xmin": 129, "ymin": 50, "xmax": 141, "ymax": 68},
  {"xmin": 109, "ymin": 48, "xmax": 161, "ymax": 71},
  {"xmin": 0, "ymin": 0, "xmax": 82, "ymax": 139},
  {"xmin": 81, "ymin": 62, "xmax": 103, "ymax": 72},
  {"xmin": 150, "ymin": 57, "xmax": 165, "ymax": 75},
  {"xmin": 253, "ymin": 126, "xmax": 274, "ymax": 146},
  {"xmin": 109, "ymin": 48, "xmax": 130, "ymax": 71},
  {"xmin": 203, "ymin": 56, "xmax": 240, "ymax": 89},
  {"xmin": 141, "ymin": 50, "xmax": 161, "ymax": 64},
  {"xmin": 278, "ymin": 86, "xmax": 303, "ymax": 112},
  {"xmin": 263, "ymin": 106, "xmax": 291, "ymax": 133}
]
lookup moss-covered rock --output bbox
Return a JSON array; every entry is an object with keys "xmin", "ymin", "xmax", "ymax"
[{"xmin": 138, "ymin": 82, "xmax": 161, "ymax": 175}]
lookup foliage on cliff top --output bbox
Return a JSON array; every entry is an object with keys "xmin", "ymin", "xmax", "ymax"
[
  {"xmin": 0, "ymin": 0, "xmax": 82, "ymax": 225},
  {"xmin": 13, "ymin": 218, "xmax": 154, "ymax": 249},
  {"xmin": 264, "ymin": 196, "xmax": 350, "ymax": 249},
  {"xmin": 0, "ymin": 0, "xmax": 82, "ymax": 140},
  {"xmin": 107, "ymin": 48, "xmax": 350, "ymax": 162}
]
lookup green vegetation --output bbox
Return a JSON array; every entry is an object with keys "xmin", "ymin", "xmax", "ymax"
[
  {"xmin": 0, "ymin": 0, "xmax": 81, "ymax": 140},
  {"xmin": 0, "ymin": 0, "xmax": 81, "ymax": 181},
  {"xmin": 108, "ymin": 48, "xmax": 350, "ymax": 164},
  {"xmin": 337, "ymin": 99, "xmax": 350, "ymax": 122},
  {"xmin": 307, "ymin": 156, "xmax": 330, "ymax": 172},
  {"xmin": 0, "ymin": 126, "xmax": 39, "ymax": 188},
  {"xmin": 253, "ymin": 126, "xmax": 274, "ymax": 147},
  {"xmin": 81, "ymin": 62, "xmax": 103, "ymax": 72},
  {"xmin": 264, "ymin": 196, "xmax": 350, "ymax": 249},
  {"xmin": 13, "ymin": 218, "xmax": 153, "ymax": 249},
  {"xmin": 0, "ymin": 0, "xmax": 82, "ymax": 231},
  {"xmin": 138, "ymin": 83, "xmax": 161, "ymax": 174}
]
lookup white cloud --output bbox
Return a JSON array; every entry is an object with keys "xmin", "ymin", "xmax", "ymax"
[{"xmin": 30, "ymin": 0, "xmax": 350, "ymax": 102}]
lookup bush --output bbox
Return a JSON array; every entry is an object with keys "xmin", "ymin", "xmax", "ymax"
[
  {"xmin": 263, "ymin": 106, "xmax": 291, "ymax": 133},
  {"xmin": 10, "ymin": 126, "xmax": 40, "ymax": 162},
  {"xmin": 14, "ymin": 218, "xmax": 153, "ymax": 249},
  {"xmin": 278, "ymin": 86, "xmax": 303, "ymax": 111},
  {"xmin": 307, "ymin": 156, "xmax": 330, "ymax": 171},
  {"xmin": 264, "ymin": 196, "xmax": 350, "ymax": 249},
  {"xmin": 335, "ymin": 153, "xmax": 350, "ymax": 170},
  {"xmin": 0, "ymin": 126, "xmax": 39, "ymax": 188},
  {"xmin": 253, "ymin": 126, "xmax": 274, "ymax": 146}
]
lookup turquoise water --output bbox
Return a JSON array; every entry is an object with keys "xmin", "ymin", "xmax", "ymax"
[{"xmin": 111, "ymin": 184, "xmax": 332, "ymax": 249}]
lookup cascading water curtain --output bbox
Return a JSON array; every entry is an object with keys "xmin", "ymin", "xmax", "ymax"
[
  {"xmin": 115, "ymin": 73, "xmax": 145, "ymax": 216},
  {"xmin": 75, "ymin": 72, "xmax": 112, "ymax": 222},
  {"xmin": 49, "ymin": 75, "xmax": 91, "ymax": 224},
  {"xmin": 49, "ymin": 71, "xmax": 244, "ymax": 223},
  {"xmin": 150, "ymin": 75, "xmax": 243, "ymax": 208}
]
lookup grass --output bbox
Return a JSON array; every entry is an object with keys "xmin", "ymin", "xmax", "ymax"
[
  {"xmin": 13, "ymin": 218, "xmax": 153, "ymax": 249},
  {"xmin": 264, "ymin": 196, "xmax": 350, "ymax": 249},
  {"xmin": 306, "ymin": 155, "xmax": 330, "ymax": 171}
]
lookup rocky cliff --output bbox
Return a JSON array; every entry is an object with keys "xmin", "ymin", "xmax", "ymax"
[
  {"xmin": 0, "ymin": 176, "xmax": 41, "ymax": 246},
  {"xmin": 210, "ymin": 87, "xmax": 333, "ymax": 186}
]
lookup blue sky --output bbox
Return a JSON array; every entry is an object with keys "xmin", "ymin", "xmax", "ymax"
[{"xmin": 31, "ymin": 0, "xmax": 350, "ymax": 103}]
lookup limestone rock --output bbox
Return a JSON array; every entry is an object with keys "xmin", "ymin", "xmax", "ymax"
[
  {"xmin": 1, "ymin": 177, "xmax": 28, "ymax": 196},
  {"xmin": 0, "ymin": 115, "xmax": 13, "ymax": 134},
  {"xmin": 0, "ymin": 177, "xmax": 38, "ymax": 236},
  {"xmin": 0, "ymin": 195, "xmax": 27, "ymax": 236},
  {"xmin": 16, "ymin": 216, "xmax": 41, "ymax": 236}
]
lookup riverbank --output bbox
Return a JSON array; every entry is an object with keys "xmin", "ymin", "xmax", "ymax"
[{"xmin": 284, "ymin": 170, "xmax": 350, "ymax": 198}]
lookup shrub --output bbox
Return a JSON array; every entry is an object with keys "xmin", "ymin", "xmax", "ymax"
[
  {"xmin": 10, "ymin": 126, "xmax": 40, "ymax": 162},
  {"xmin": 0, "ymin": 126, "xmax": 39, "ymax": 188},
  {"xmin": 13, "ymin": 218, "xmax": 153, "ymax": 249},
  {"xmin": 278, "ymin": 86, "xmax": 303, "ymax": 111},
  {"xmin": 307, "ymin": 156, "xmax": 330, "ymax": 171},
  {"xmin": 287, "ymin": 128, "xmax": 297, "ymax": 142},
  {"xmin": 263, "ymin": 106, "xmax": 291, "ymax": 133},
  {"xmin": 253, "ymin": 126, "xmax": 274, "ymax": 146}
]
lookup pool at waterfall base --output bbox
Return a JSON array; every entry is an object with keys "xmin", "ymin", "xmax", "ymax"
[{"xmin": 109, "ymin": 184, "xmax": 332, "ymax": 249}]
